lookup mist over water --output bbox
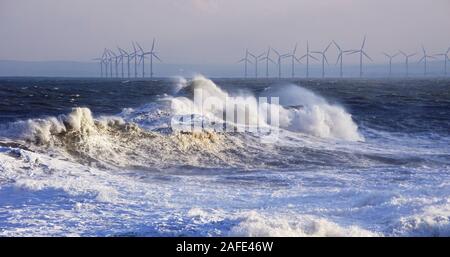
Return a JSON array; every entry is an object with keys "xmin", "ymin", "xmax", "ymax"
[{"xmin": 0, "ymin": 77, "xmax": 449, "ymax": 236}]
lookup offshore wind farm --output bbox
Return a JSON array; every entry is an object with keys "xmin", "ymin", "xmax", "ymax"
[{"xmin": 0, "ymin": 0, "xmax": 450, "ymax": 239}]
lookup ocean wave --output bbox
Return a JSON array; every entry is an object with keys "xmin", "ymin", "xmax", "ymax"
[{"xmin": 0, "ymin": 76, "xmax": 365, "ymax": 170}]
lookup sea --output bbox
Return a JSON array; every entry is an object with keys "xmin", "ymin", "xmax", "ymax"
[{"xmin": 0, "ymin": 76, "xmax": 449, "ymax": 236}]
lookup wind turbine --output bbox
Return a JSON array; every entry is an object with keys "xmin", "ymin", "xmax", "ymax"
[
  {"xmin": 135, "ymin": 42, "xmax": 152, "ymax": 78},
  {"xmin": 333, "ymin": 41, "xmax": 353, "ymax": 78},
  {"xmin": 434, "ymin": 47, "xmax": 450, "ymax": 76},
  {"xmin": 271, "ymin": 47, "xmax": 289, "ymax": 79},
  {"xmin": 382, "ymin": 52, "xmax": 399, "ymax": 77},
  {"xmin": 108, "ymin": 49, "xmax": 119, "ymax": 78},
  {"xmin": 312, "ymin": 42, "xmax": 332, "ymax": 78},
  {"xmin": 248, "ymin": 51, "xmax": 265, "ymax": 79},
  {"xmin": 118, "ymin": 47, "xmax": 131, "ymax": 78},
  {"xmin": 398, "ymin": 50, "xmax": 416, "ymax": 77},
  {"xmin": 285, "ymin": 43, "xmax": 301, "ymax": 78},
  {"xmin": 418, "ymin": 45, "xmax": 435, "ymax": 76},
  {"xmin": 106, "ymin": 49, "xmax": 113, "ymax": 78},
  {"xmin": 93, "ymin": 52, "xmax": 105, "ymax": 78},
  {"xmin": 146, "ymin": 38, "xmax": 162, "ymax": 79},
  {"xmin": 347, "ymin": 36, "xmax": 372, "ymax": 77},
  {"xmin": 130, "ymin": 42, "xmax": 139, "ymax": 78},
  {"xmin": 238, "ymin": 49, "xmax": 253, "ymax": 78},
  {"xmin": 116, "ymin": 47, "xmax": 125, "ymax": 78},
  {"xmin": 259, "ymin": 47, "xmax": 275, "ymax": 79},
  {"xmin": 298, "ymin": 41, "xmax": 318, "ymax": 78}
]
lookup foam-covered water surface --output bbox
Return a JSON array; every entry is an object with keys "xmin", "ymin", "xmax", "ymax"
[{"xmin": 0, "ymin": 77, "xmax": 449, "ymax": 236}]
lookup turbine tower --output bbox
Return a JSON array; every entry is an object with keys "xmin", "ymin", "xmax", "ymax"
[
  {"xmin": 298, "ymin": 41, "xmax": 318, "ymax": 78},
  {"xmin": 238, "ymin": 49, "xmax": 253, "ymax": 78},
  {"xmin": 418, "ymin": 45, "xmax": 435, "ymax": 76},
  {"xmin": 398, "ymin": 50, "xmax": 416, "ymax": 77},
  {"xmin": 434, "ymin": 47, "xmax": 450, "ymax": 76},
  {"xmin": 312, "ymin": 42, "xmax": 332, "ymax": 78},
  {"xmin": 259, "ymin": 47, "xmax": 275, "ymax": 79},
  {"xmin": 271, "ymin": 47, "xmax": 289, "ymax": 79},
  {"xmin": 382, "ymin": 52, "xmax": 399, "ymax": 77},
  {"xmin": 347, "ymin": 36, "xmax": 372, "ymax": 77}
]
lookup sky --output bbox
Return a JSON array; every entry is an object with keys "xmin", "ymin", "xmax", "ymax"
[{"xmin": 1, "ymin": 0, "xmax": 449, "ymax": 65}]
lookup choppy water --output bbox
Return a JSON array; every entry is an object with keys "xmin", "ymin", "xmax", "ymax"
[{"xmin": 0, "ymin": 76, "xmax": 449, "ymax": 236}]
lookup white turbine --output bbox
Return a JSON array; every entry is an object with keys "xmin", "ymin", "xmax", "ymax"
[
  {"xmin": 238, "ymin": 49, "xmax": 253, "ymax": 78},
  {"xmin": 271, "ymin": 47, "xmax": 290, "ymax": 79},
  {"xmin": 333, "ymin": 41, "xmax": 353, "ymax": 78},
  {"xmin": 347, "ymin": 36, "xmax": 373, "ymax": 78},
  {"xmin": 418, "ymin": 45, "xmax": 435, "ymax": 76},
  {"xmin": 398, "ymin": 50, "xmax": 416, "ymax": 77},
  {"xmin": 312, "ymin": 42, "xmax": 332, "ymax": 78},
  {"xmin": 259, "ymin": 47, "xmax": 275, "ymax": 79},
  {"xmin": 298, "ymin": 41, "xmax": 318, "ymax": 78},
  {"xmin": 434, "ymin": 47, "xmax": 450, "ymax": 76},
  {"xmin": 382, "ymin": 52, "xmax": 399, "ymax": 77}
]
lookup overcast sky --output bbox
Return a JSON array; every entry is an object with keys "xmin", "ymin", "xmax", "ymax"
[{"xmin": 1, "ymin": 0, "xmax": 449, "ymax": 64}]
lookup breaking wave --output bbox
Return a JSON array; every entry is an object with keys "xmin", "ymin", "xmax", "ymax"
[
  {"xmin": 171, "ymin": 76, "xmax": 363, "ymax": 140},
  {"xmin": 0, "ymin": 76, "xmax": 363, "ymax": 169}
]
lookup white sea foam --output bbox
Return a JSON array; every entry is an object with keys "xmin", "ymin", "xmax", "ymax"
[{"xmin": 228, "ymin": 211, "xmax": 379, "ymax": 237}]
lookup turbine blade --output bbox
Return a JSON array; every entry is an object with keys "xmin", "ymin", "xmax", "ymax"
[
  {"xmin": 324, "ymin": 42, "xmax": 332, "ymax": 52},
  {"xmin": 332, "ymin": 40, "xmax": 341, "ymax": 51},
  {"xmin": 363, "ymin": 51, "xmax": 373, "ymax": 61},
  {"xmin": 336, "ymin": 53, "xmax": 342, "ymax": 65},
  {"xmin": 153, "ymin": 53, "xmax": 162, "ymax": 62},
  {"xmin": 361, "ymin": 35, "xmax": 366, "ymax": 49},
  {"xmin": 152, "ymin": 38, "xmax": 156, "ymax": 52},
  {"xmin": 271, "ymin": 48, "xmax": 280, "ymax": 56},
  {"xmin": 298, "ymin": 54, "xmax": 307, "ymax": 60},
  {"xmin": 136, "ymin": 42, "xmax": 144, "ymax": 53},
  {"xmin": 309, "ymin": 55, "xmax": 319, "ymax": 61}
]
